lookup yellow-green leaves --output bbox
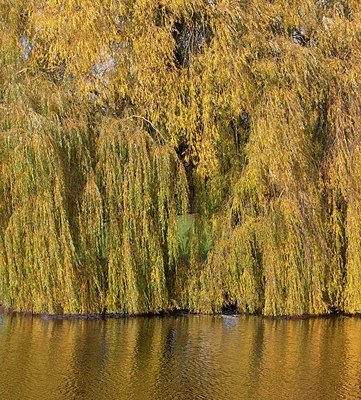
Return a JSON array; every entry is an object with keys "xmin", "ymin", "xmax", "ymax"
[{"xmin": 0, "ymin": 0, "xmax": 360, "ymax": 316}]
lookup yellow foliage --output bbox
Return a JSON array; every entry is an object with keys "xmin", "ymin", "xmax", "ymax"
[{"xmin": 0, "ymin": 0, "xmax": 360, "ymax": 315}]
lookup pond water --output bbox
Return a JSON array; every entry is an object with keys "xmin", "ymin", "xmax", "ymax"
[{"xmin": 0, "ymin": 311, "xmax": 360, "ymax": 400}]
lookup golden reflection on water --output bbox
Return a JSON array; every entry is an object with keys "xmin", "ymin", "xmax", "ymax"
[{"xmin": 0, "ymin": 314, "xmax": 360, "ymax": 400}]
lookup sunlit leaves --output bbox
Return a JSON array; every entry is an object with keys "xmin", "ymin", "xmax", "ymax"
[{"xmin": 0, "ymin": 0, "xmax": 360, "ymax": 315}]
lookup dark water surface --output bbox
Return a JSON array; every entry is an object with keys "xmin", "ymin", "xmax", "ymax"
[{"xmin": 0, "ymin": 312, "xmax": 361, "ymax": 400}]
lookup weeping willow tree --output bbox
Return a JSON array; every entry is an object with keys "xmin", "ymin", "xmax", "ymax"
[
  {"xmin": 0, "ymin": 0, "xmax": 360, "ymax": 315},
  {"xmin": 0, "ymin": 80, "xmax": 188, "ymax": 314},
  {"xmin": 179, "ymin": 0, "xmax": 361, "ymax": 316}
]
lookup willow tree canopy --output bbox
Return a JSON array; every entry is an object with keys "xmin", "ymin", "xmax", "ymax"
[{"xmin": 0, "ymin": 0, "xmax": 360, "ymax": 315}]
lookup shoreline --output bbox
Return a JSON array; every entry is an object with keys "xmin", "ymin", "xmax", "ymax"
[{"xmin": 0, "ymin": 305, "xmax": 359, "ymax": 321}]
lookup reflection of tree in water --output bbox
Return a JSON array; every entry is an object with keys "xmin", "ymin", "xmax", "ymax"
[
  {"xmin": 1, "ymin": 315, "xmax": 361, "ymax": 399},
  {"xmin": 59, "ymin": 320, "xmax": 112, "ymax": 399}
]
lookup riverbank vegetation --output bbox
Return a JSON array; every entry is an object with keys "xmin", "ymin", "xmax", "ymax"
[{"xmin": 0, "ymin": 0, "xmax": 360, "ymax": 316}]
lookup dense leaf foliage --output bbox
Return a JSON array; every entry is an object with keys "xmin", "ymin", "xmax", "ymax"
[{"xmin": 0, "ymin": 0, "xmax": 360, "ymax": 315}]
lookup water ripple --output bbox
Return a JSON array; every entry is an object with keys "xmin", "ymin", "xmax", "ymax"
[{"xmin": 0, "ymin": 314, "xmax": 361, "ymax": 400}]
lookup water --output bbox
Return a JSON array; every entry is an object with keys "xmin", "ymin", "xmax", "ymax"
[{"xmin": 0, "ymin": 311, "xmax": 360, "ymax": 400}]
